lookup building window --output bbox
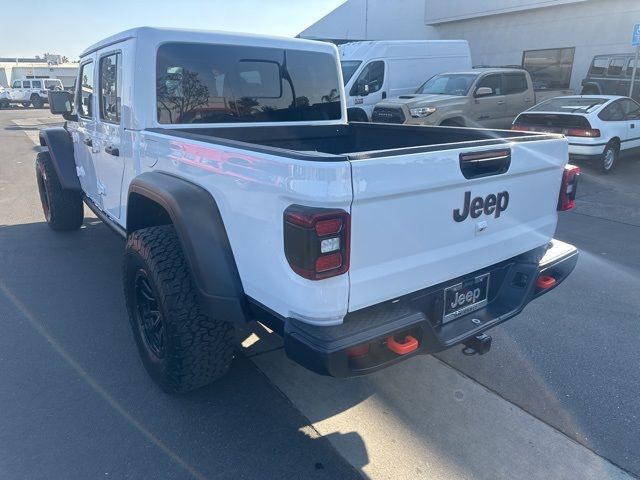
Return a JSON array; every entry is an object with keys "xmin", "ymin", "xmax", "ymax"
[{"xmin": 522, "ymin": 47, "xmax": 575, "ymax": 90}]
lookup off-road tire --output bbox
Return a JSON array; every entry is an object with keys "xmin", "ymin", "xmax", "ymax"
[
  {"xmin": 123, "ymin": 225, "xmax": 235, "ymax": 393},
  {"xmin": 35, "ymin": 151, "xmax": 83, "ymax": 231},
  {"xmin": 600, "ymin": 141, "xmax": 619, "ymax": 174},
  {"xmin": 31, "ymin": 94, "xmax": 44, "ymax": 108}
]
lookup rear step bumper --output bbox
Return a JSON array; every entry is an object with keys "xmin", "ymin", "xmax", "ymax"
[{"xmin": 284, "ymin": 239, "xmax": 578, "ymax": 377}]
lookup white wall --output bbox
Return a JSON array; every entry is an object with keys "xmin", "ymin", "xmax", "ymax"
[
  {"xmin": 300, "ymin": 0, "xmax": 640, "ymax": 93},
  {"xmin": 425, "ymin": 0, "xmax": 588, "ymax": 24},
  {"xmin": 430, "ymin": 0, "xmax": 640, "ymax": 91},
  {"xmin": 0, "ymin": 64, "xmax": 79, "ymax": 88},
  {"xmin": 301, "ymin": 0, "xmax": 437, "ymax": 41}
]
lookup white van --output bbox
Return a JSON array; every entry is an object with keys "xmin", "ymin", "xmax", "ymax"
[{"xmin": 339, "ymin": 40, "xmax": 472, "ymax": 121}]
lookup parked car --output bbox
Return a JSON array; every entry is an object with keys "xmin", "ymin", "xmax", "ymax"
[
  {"xmin": 3, "ymin": 78, "xmax": 64, "ymax": 108},
  {"xmin": 340, "ymin": 40, "xmax": 472, "ymax": 121},
  {"xmin": 41, "ymin": 27, "xmax": 577, "ymax": 393},
  {"xmin": 512, "ymin": 95, "xmax": 640, "ymax": 173},
  {"xmin": 372, "ymin": 68, "xmax": 571, "ymax": 129},
  {"xmin": 581, "ymin": 54, "xmax": 640, "ymax": 100}
]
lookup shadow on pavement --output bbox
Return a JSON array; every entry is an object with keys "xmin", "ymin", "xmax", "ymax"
[{"xmin": 0, "ymin": 219, "xmax": 367, "ymax": 479}]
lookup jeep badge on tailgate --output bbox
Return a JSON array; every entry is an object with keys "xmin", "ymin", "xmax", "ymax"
[{"xmin": 453, "ymin": 191, "xmax": 509, "ymax": 222}]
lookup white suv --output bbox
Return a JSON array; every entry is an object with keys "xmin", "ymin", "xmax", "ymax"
[{"xmin": 1, "ymin": 78, "xmax": 64, "ymax": 108}]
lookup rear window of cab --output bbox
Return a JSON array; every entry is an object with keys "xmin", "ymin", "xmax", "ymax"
[{"xmin": 156, "ymin": 42, "xmax": 342, "ymax": 124}]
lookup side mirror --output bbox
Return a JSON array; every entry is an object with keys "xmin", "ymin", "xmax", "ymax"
[
  {"xmin": 356, "ymin": 82, "xmax": 370, "ymax": 97},
  {"xmin": 48, "ymin": 90, "xmax": 76, "ymax": 121},
  {"xmin": 475, "ymin": 86, "xmax": 493, "ymax": 98}
]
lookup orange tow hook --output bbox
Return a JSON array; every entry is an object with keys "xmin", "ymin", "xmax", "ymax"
[
  {"xmin": 536, "ymin": 274, "xmax": 557, "ymax": 290},
  {"xmin": 386, "ymin": 335, "xmax": 419, "ymax": 355}
]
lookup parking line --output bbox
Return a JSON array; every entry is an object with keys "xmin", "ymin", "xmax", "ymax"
[
  {"xmin": 11, "ymin": 117, "xmax": 62, "ymax": 146},
  {"xmin": 0, "ymin": 280, "xmax": 208, "ymax": 480}
]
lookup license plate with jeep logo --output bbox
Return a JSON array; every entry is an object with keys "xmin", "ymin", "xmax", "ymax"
[{"xmin": 443, "ymin": 273, "xmax": 490, "ymax": 323}]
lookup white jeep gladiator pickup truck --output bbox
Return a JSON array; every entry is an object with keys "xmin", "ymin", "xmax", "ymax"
[{"xmin": 39, "ymin": 27, "xmax": 579, "ymax": 393}]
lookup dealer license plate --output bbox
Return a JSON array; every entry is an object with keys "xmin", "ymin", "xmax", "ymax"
[{"xmin": 443, "ymin": 273, "xmax": 490, "ymax": 323}]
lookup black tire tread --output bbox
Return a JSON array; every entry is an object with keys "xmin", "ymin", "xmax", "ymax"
[
  {"xmin": 36, "ymin": 151, "xmax": 83, "ymax": 231},
  {"xmin": 124, "ymin": 225, "xmax": 235, "ymax": 393}
]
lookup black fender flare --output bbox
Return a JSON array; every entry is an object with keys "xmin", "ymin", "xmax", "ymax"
[
  {"xmin": 39, "ymin": 127, "xmax": 81, "ymax": 191},
  {"xmin": 127, "ymin": 172, "xmax": 249, "ymax": 323}
]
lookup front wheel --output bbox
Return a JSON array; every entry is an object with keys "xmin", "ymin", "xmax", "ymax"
[
  {"xmin": 600, "ymin": 141, "xmax": 619, "ymax": 174},
  {"xmin": 123, "ymin": 225, "xmax": 235, "ymax": 393},
  {"xmin": 21, "ymin": 102, "xmax": 30, "ymax": 108},
  {"xmin": 35, "ymin": 152, "xmax": 84, "ymax": 230}
]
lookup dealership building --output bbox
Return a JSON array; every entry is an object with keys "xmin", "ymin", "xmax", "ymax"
[
  {"xmin": 0, "ymin": 55, "xmax": 78, "ymax": 90},
  {"xmin": 300, "ymin": 0, "xmax": 640, "ymax": 93}
]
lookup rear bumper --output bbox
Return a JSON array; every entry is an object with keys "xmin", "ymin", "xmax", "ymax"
[
  {"xmin": 284, "ymin": 239, "xmax": 578, "ymax": 377},
  {"xmin": 568, "ymin": 142, "xmax": 606, "ymax": 157}
]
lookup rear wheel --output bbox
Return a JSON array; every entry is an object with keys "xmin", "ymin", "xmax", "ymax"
[
  {"xmin": 123, "ymin": 225, "xmax": 235, "ymax": 393},
  {"xmin": 31, "ymin": 94, "xmax": 44, "ymax": 108},
  {"xmin": 35, "ymin": 152, "xmax": 84, "ymax": 231},
  {"xmin": 600, "ymin": 141, "xmax": 619, "ymax": 174}
]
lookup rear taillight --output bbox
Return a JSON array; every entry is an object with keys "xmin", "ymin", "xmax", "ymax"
[
  {"xmin": 558, "ymin": 164, "xmax": 580, "ymax": 211},
  {"xmin": 512, "ymin": 125, "xmax": 600, "ymax": 138},
  {"xmin": 566, "ymin": 128, "xmax": 600, "ymax": 137},
  {"xmin": 284, "ymin": 205, "xmax": 350, "ymax": 280}
]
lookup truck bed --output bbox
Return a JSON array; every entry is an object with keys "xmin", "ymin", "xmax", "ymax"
[
  {"xmin": 142, "ymin": 121, "xmax": 567, "ymax": 320},
  {"xmin": 149, "ymin": 122, "xmax": 556, "ymax": 160}
]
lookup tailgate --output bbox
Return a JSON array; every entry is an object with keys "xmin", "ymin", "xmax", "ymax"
[{"xmin": 347, "ymin": 137, "xmax": 568, "ymax": 311}]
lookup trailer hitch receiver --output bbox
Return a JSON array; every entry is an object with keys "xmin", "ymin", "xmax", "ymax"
[{"xmin": 462, "ymin": 333, "xmax": 492, "ymax": 356}]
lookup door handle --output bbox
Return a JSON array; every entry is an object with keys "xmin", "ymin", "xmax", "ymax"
[
  {"xmin": 497, "ymin": 100, "xmax": 506, "ymax": 105},
  {"xmin": 382, "ymin": 91, "xmax": 387, "ymax": 99},
  {"xmin": 83, "ymin": 138, "xmax": 93, "ymax": 147},
  {"xmin": 105, "ymin": 145, "xmax": 119, "ymax": 156}
]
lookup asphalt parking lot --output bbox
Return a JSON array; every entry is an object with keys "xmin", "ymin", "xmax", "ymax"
[{"xmin": 1, "ymin": 107, "xmax": 639, "ymax": 479}]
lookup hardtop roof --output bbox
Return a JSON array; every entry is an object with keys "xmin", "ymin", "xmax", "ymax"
[{"xmin": 80, "ymin": 26, "xmax": 336, "ymax": 58}]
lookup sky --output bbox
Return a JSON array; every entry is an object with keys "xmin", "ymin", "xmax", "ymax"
[{"xmin": 0, "ymin": 0, "xmax": 345, "ymax": 60}]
